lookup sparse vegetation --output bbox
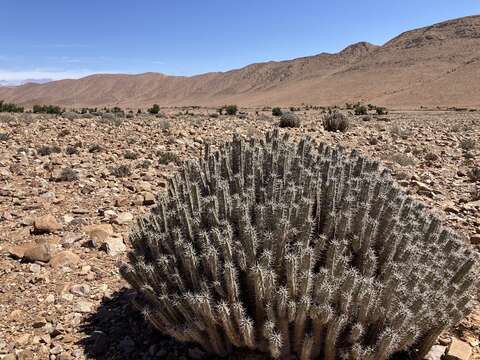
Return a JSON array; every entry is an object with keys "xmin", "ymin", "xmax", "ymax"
[
  {"xmin": 33, "ymin": 104, "xmax": 63, "ymax": 114},
  {"xmin": 157, "ymin": 150, "xmax": 180, "ymax": 165},
  {"xmin": 55, "ymin": 167, "xmax": 79, "ymax": 182},
  {"xmin": 124, "ymin": 150, "xmax": 139, "ymax": 160},
  {"xmin": 389, "ymin": 153, "xmax": 417, "ymax": 166},
  {"xmin": 0, "ymin": 100, "xmax": 24, "ymax": 113},
  {"xmin": 37, "ymin": 145, "xmax": 62, "ymax": 156},
  {"xmin": 272, "ymin": 107, "xmax": 282, "ymax": 116},
  {"xmin": 354, "ymin": 104, "xmax": 368, "ymax": 115},
  {"xmin": 0, "ymin": 113, "xmax": 16, "ymax": 123},
  {"xmin": 460, "ymin": 138, "xmax": 476, "ymax": 151},
  {"xmin": 111, "ymin": 164, "xmax": 132, "ymax": 178},
  {"xmin": 322, "ymin": 111, "xmax": 350, "ymax": 132},
  {"xmin": 224, "ymin": 104, "xmax": 238, "ymax": 116},
  {"xmin": 375, "ymin": 106, "xmax": 388, "ymax": 115},
  {"xmin": 88, "ymin": 144, "xmax": 103, "ymax": 153},
  {"xmin": 148, "ymin": 104, "xmax": 161, "ymax": 114},
  {"xmin": 468, "ymin": 166, "xmax": 480, "ymax": 182},
  {"xmin": 65, "ymin": 145, "xmax": 80, "ymax": 155},
  {"xmin": 136, "ymin": 159, "xmax": 152, "ymax": 169},
  {"xmin": 0, "ymin": 133, "xmax": 10, "ymax": 141},
  {"xmin": 278, "ymin": 111, "xmax": 300, "ymax": 128}
]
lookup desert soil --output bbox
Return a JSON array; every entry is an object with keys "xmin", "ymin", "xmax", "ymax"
[{"xmin": 0, "ymin": 109, "xmax": 479, "ymax": 360}]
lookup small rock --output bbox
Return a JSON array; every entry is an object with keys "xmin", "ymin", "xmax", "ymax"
[
  {"xmin": 143, "ymin": 192, "xmax": 155, "ymax": 205},
  {"xmin": 33, "ymin": 214, "xmax": 62, "ymax": 234},
  {"xmin": 29, "ymin": 263, "xmax": 41, "ymax": 273},
  {"xmin": 8, "ymin": 243, "xmax": 33, "ymax": 259},
  {"xmin": 80, "ymin": 265, "xmax": 91, "ymax": 274},
  {"xmin": 50, "ymin": 344, "xmax": 63, "ymax": 355},
  {"xmin": 57, "ymin": 353, "xmax": 73, "ymax": 360},
  {"xmin": 32, "ymin": 317, "xmax": 47, "ymax": 328},
  {"xmin": 17, "ymin": 350, "xmax": 35, "ymax": 360},
  {"xmin": 23, "ymin": 243, "xmax": 52, "ymax": 262},
  {"xmin": 70, "ymin": 284, "xmax": 90, "ymax": 297},
  {"xmin": 83, "ymin": 224, "xmax": 114, "ymax": 237},
  {"xmin": 132, "ymin": 194, "xmax": 144, "ymax": 206},
  {"xmin": 45, "ymin": 294, "xmax": 55, "ymax": 303},
  {"xmin": 425, "ymin": 345, "xmax": 446, "ymax": 360},
  {"xmin": 49, "ymin": 251, "xmax": 80, "ymax": 269},
  {"xmin": 73, "ymin": 300, "xmax": 93, "ymax": 313},
  {"xmin": 112, "ymin": 212, "xmax": 133, "ymax": 225},
  {"xmin": 446, "ymin": 338, "xmax": 472, "ymax": 360},
  {"xmin": 470, "ymin": 234, "xmax": 480, "ymax": 245},
  {"xmin": 61, "ymin": 233, "xmax": 83, "ymax": 248},
  {"xmin": 101, "ymin": 237, "xmax": 126, "ymax": 256},
  {"xmin": 87, "ymin": 229, "xmax": 110, "ymax": 248}
]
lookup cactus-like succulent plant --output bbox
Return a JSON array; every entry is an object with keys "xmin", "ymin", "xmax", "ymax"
[{"xmin": 120, "ymin": 130, "xmax": 478, "ymax": 359}]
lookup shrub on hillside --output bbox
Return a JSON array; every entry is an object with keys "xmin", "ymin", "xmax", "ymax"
[
  {"xmin": 279, "ymin": 111, "xmax": 300, "ymax": 128},
  {"xmin": 33, "ymin": 104, "xmax": 62, "ymax": 114},
  {"xmin": 0, "ymin": 100, "xmax": 24, "ymax": 113},
  {"xmin": 272, "ymin": 107, "xmax": 283, "ymax": 116},
  {"xmin": 375, "ymin": 107, "xmax": 388, "ymax": 115},
  {"xmin": 354, "ymin": 104, "xmax": 368, "ymax": 115},
  {"xmin": 323, "ymin": 111, "xmax": 350, "ymax": 132},
  {"xmin": 148, "ymin": 104, "xmax": 161, "ymax": 114},
  {"xmin": 225, "ymin": 105, "xmax": 238, "ymax": 116},
  {"xmin": 120, "ymin": 130, "xmax": 479, "ymax": 360}
]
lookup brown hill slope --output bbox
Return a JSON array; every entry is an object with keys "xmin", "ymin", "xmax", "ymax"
[{"xmin": 1, "ymin": 15, "xmax": 480, "ymax": 108}]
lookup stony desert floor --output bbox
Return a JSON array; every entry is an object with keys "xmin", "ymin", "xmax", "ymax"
[{"xmin": 0, "ymin": 109, "xmax": 479, "ymax": 360}]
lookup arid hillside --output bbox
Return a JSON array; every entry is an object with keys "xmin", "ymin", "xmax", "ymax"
[{"xmin": 1, "ymin": 15, "xmax": 480, "ymax": 108}]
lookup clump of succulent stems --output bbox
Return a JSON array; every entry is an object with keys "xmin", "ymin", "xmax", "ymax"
[{"xmin": 120, "ymin": 129, "xmax": 479, "ymax": 360}]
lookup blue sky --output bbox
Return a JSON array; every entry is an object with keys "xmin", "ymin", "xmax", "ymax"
[{"xmin": 1, "ymin": 0, "xmax": 479, "ymax": 81}]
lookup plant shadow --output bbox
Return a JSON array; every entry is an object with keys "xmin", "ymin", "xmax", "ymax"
[
  {"xmin": 78, "ymin": 287, "xmax": 413, "ymax": 360},
  {"xmin": 78, "ymin": 287, "xmax": 212, "ymax": 360}
]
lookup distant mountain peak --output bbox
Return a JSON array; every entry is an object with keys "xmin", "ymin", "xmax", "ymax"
[{"xmin": 339, "ymin": 42, "xmax": 379, "ymax": 57}]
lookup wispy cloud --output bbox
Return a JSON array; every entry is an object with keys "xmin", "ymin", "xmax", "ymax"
[
  {"xmin": 0, "ymin": 69, "xmax": 97, "ymax": 81},
  {"xmin": 31, "ymin": 43, "xmax": 93, "ymax": 49}
]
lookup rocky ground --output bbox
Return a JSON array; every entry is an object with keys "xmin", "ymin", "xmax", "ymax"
[{"xmin": 0, "ymin": 109, "xmax": 479, "ymax": 360}]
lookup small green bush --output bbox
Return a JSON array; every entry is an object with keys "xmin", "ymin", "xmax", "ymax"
[
  {"xmin": 272, "ymin": 107, "xmax": 283, "ymax": 116},
  {"xmin": 225, "ymin": 105, "xmax": 238, "ymax": 116},
  {"xmin": 33, "ymin": 104, "xmax": 62, "ymax": 114},
  {"xmin": 375, "ymin": 107, "xmax": 388, "ymax": 115},
  {"xmin": 0, "ymin": 100, "xmax": 24, "ymax": 113},
  {"xmin": 148, "ymin": 104, "xmax": 161, "ymax": 114},
  {"xmin": 354, "ymin": 104, "xmax": 368, "ymax": 115}
]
